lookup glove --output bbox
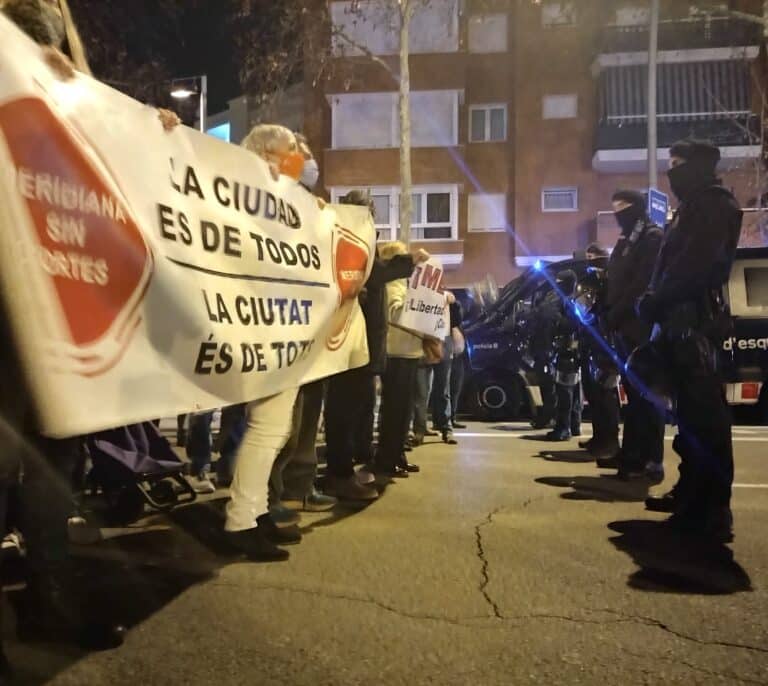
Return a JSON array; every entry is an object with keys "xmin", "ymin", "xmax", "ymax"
[{"xmin": 636, "ymin": 292, "xmax": 660, "ymax": 323}]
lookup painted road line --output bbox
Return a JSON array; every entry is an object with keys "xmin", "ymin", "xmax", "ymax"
[
  {"xmin": 733, "ymin": 483, "xmax": 768, "ymax": 489},
  {"xmin": 455, "ymin": 432, "xmax": 768, "ymax": 442}
]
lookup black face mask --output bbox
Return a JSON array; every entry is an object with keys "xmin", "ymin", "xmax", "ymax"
[
  {"xmin": 614, "ymin": 205, "xmax": 643, "ymax": 236},
  {"xmin": 668, "ymin": 161, "xmax": 714, "ymax": 201}
]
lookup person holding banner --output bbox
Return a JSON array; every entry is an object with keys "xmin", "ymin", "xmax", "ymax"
[
  {"xmin": 376, "ymin": 241, "xmax": 426, "ymax": 478},
  {"xmin": 220, "ymin": 123, "xmax": 310, "ymax": 559},
  {"xmin": 0, "ymin": 0, "xmax": 126, "ymax": 655},
  {"xmin": 324, "ymin": 191, "xmax": 428, "ymax": 499}
]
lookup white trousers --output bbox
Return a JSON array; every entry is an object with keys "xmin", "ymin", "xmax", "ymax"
[{"xmin": 225, "ymin": 387, "xmax": 299, "ymax": 532}]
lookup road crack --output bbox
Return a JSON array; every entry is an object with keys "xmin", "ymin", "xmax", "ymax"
[
  {"xmin": 474, "ymin": 508, "xmax": 504, "ymax": 619},
  {"xmin": 210, "ymin": 581, "xmax": 490, "ymax": 628},
  {"xmin": 594, "ymin": 608, "xmax": 768, "ymax": 655}
]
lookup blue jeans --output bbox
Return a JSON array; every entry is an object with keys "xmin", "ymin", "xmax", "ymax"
[{"xmin": 186, "ymin": 405, "xmax": 246, "ymax": 479}]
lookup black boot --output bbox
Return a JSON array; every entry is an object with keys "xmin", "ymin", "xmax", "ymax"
[
  {"xmin": 224, "ymin": 526, "xmax": 290, "ymax": 561},
  {"xmin": 255, "ymin": 514, "xmax": 302, "ymax": 546}
]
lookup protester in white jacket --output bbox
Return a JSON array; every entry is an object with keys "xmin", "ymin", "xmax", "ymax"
[{"xmin": 375, "ymin": 241, "xmax": 424, "ymax": 477}]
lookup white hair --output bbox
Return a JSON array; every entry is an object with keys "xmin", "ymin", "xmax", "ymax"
[{"xmin": 241, "ymin": 124, "xmax": 295, "ymax": 157}]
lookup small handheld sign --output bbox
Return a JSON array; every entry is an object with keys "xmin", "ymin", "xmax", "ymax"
[{"xmin": 648, "ymin": 188, "xmax": 668, "ymax": 227}]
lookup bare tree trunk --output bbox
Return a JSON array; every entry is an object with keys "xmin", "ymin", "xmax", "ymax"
[{"xmin": 398, "ymin": 1, "xmax": 414, "ymax": 246}]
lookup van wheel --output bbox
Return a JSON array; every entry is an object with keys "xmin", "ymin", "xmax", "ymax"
[{"xmin": 475, "ymin": 373, "xmax": 523, "ymax": 421}]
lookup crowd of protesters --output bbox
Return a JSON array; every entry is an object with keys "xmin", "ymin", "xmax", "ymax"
[{"xmin": 0, "ymin": 0, "xmax": 470, "ymax": 669}]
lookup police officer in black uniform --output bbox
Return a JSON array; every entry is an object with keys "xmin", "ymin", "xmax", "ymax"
[
  {"xmin": 577, "ymin": 247, "xmax": 621, "ymax": 460},
  {"xmin": 600, "ymin": 190, "xmax": 665, "ymax": 480},
  {"xmin": 545, "ymin": 272, "xmax": 582, "ymax": 441},
  {"xmin": 636, "ymin": 140, "xmax": 742, "ymax": 542}
]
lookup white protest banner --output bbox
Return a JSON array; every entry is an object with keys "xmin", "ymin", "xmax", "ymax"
[
  {"xmin": 0, "ymin": 16, "xmax": 375, "ymax": 437},
  {"xmin": 395, "ymin": 257, "xmax": 448, "ymax": 340}
]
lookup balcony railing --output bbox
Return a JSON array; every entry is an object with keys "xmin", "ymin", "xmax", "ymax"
[
  {"xmin": 595, "ymin": 114, "xmax": 760, "ymax": 151},
  {"xmin": 600, "ymin": 17, "xmax": 761, "ymax": 54}
]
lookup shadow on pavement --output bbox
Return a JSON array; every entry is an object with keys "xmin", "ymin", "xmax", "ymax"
[
  {"xmin": 7, "ymin": 523, "xmax": 220, "ymax": 686},
  {"xmin": 608, "ymin": 520, "xmax": 752, "ymax": 595},
  {"xmin": 536, "ymin": 475, "xmax": 651, "ymax": 502},
  {"xmin": 535, "ymin": 449, "xmax": 594, "ymax": 464}
]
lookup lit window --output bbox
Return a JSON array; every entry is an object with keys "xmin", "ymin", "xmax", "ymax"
[
  {"xmin": 541, "ymin": 2, "xmax": 576, "ymax": 27},
  {"xmin": 468, "ymin": 14, "xmax": 508, "ymax": 53},
  {"xmin": 542, "ymin": 187, "xmax": 578, "ymax": 212},
  {"xmin": 331, "ymin": 0, "xmax": 459, "ymax": 56},
  {"xmin": 542, "ymin": 94, "xmax": 578, "ymax": 120},
  {"xmin": 614, "ymin": 6, "xmax": 650, "ymax": 27},
  {"xmin": 468, "ymin": 193, "xmax": 506, "ymax": 232},
  {"xmin": 469, "ymin": 105, "xmax": 507, "ymax": 142},
  {"xmin": 331, "ymin": 91, "xmax": 459, "ymax": 149}
]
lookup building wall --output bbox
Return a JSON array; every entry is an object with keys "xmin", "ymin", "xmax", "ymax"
[{"xmin": 309, "ymin": 0, "xmax": 767, "ymax": 289}]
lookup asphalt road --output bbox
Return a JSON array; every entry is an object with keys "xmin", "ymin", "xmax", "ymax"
[{"xmin": 7, "ymin": 422, "xmax": 768, "ymax": 685}]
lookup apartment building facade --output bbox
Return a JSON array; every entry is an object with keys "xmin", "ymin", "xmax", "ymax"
[{"xmin": 305, "ymin": 0, "xmax": 766, "ymax": 287}]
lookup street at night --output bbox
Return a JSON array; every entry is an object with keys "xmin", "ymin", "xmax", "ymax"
[{"xmin": 8, "ymin": 423, "xmax": 767, "ymax": 686}]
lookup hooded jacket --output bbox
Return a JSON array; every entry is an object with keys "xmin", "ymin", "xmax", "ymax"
[{"xmin": 605, "ymin": 219, "xmax": 663, "ymax": 347}]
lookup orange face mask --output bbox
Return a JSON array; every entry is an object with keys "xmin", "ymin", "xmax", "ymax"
[{"xmin": 278, "ymin": 152, "xmax": 305, "ymax": 181}]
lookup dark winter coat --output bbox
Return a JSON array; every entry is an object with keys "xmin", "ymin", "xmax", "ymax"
[
  {"xmin": 361, "ymin": 253, "xmax": 415, "ymax": 375},
  {"xmin": 647, "ymin": 185, "xmax": 742, "ymax": 328},
  {"xmin": 604, "ymin": 220, "xmax": 663, "ymax": 348}
]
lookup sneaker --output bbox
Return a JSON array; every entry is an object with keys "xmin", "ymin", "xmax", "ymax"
[
  {"xmin": 442, "ymin": 429, "xmax": 457, "ymax": 445},
  {"xmin": 544, "ymin": 429, "xmax": 571, "ymax": 441},
  {"xmin": 324, "ymin": 475, "xmax": 379, "ymax": 501},
  {"xmin": 224, "ymin": 527, "xmax": 290, "ymax": 561},
  {"xmin": 269, "ymin": 505, "xmax": 301, "ymax": 528},
  {"xmin": 282, "ymin": 489, "xmax": 337, "ymax": 512},
  {"xmin": 188, "ymin": 472, "xmax": 216, "ymax": 495}
]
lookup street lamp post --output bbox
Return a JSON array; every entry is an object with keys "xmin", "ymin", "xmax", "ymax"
[
  {"xmin": 647, "ymin": 0, "xmax": 660, "ymax": 189},
  {"xmin": 170, "ymin": 75, "xmax": 208, "ymax": 133}
]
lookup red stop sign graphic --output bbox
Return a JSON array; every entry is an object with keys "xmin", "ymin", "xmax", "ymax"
[{"xmin": 0, "ymin": 97, "xmax": 153, "ymax": 358}]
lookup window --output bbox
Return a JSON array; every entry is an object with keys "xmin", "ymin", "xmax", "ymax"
[
  {"xmin": 409, "ymin": 0, "xmax": 460, "ymax": 54},
  {"xmin": 745, "ymin": 267, "xmax": 768, "ymax": 308},
  {"xmin": 330, "ymin": 185, "xmax": 458, "ymax": 241},
  {"xmin": 411, "ymin": 91, "xmax": 459, "ymax": 147},
  {"xmin": 469, "ymin": 105, "xmax": 507, "ymax": 142},
  {"xmin": 468, "ymin": 193, "xmax": 506, "ymax": 232},
  {"xmin": 409, "ymin": 188, "xmax": 456, "ymax": 240},
  {"xmin": 331, "ymin": 91, "xmax": 459, "ymax": 149},
  {"xmin": 614, "ymin": 6, "xmax": 650, "ymax": 26},
  {"xmin": 331, "ymin": 0, "xmax": 459, "ymax": 56},
  {"xmin": 541, "ymin": 1, "xmax": 576, "ymax": 27},
  {"xmin": 331, "ymin": 1, "xmax": 399, "ymax": 56},
  {"xmin": 542, "ymin": 94, "xmax": 578, "ymax": 120},
  {"xmin": 468, "ymin": 14, "xmax": 508, "ymax": 53},
  {"xmin": 542, "ymin": 187, "xmax": 578, "ymax": 212}
]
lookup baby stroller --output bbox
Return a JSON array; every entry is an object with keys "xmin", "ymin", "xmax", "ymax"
[{"xmin": 86, "ymin": 422, "xmax": 196, "ymax": 524}]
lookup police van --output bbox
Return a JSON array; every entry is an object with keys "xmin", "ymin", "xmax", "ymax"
[{"xmin": 463, "ymin": 247, "xmax": 768, "ymax": 422}]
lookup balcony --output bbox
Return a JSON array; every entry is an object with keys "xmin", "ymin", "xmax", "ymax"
[
  {"xmin": 599, "ymin": 17, "xmax": 761, "ymax": 55},
  {"xmin": 593, "ymin": 115, "xmax": 762, "ymax": 173}
]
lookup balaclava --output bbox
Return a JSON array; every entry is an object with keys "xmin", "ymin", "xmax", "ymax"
[
  {"xmin": 611, "ymin": 189, "xmax": 646, "ymax": 236},
  {"xmin": 667, "ymin": 139, "xmax": 720, "ymax": 202}
]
